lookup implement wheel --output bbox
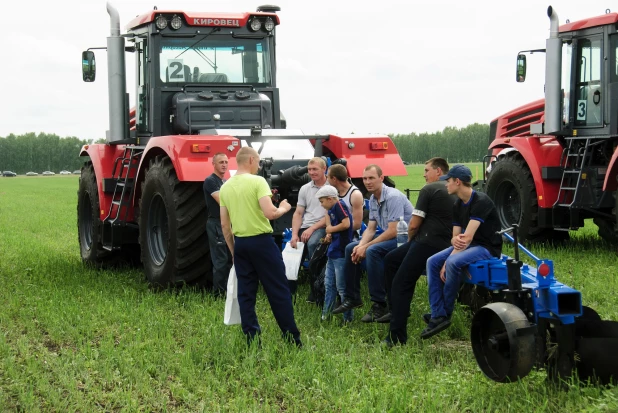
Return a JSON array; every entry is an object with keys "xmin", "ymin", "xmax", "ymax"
[
  {"xmin": 139, "ymin": 155, "xmax": 211, "ymax": 287},
  {"xmin": 471, "ymin": 302, "xmax": 536, "ymax": 382}
]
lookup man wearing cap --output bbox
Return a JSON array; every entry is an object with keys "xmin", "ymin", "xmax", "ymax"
[
  {"xmin": 332, "ymin": 164, "xmax": 414, "ymax": 322},
  {"xmin": 421, "ymin": 164, "xmax": 503, "ymax": 339}
]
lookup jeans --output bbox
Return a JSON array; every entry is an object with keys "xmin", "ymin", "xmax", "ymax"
[
  {"xmin": 206, "ymin": 218, "xmax": 232, "ymax": 294},
  {"xmin": 344, "ymin": 237, "xmax": 398, "ymax": 303},
  {"xmin": 426, "ymin": 245, "xmax": 493, "ymax": 318},
  {"xmin": 384, "ymin": 241, "xmax": 442, "ymax": 344},
  {"xmin": 299, "ymin": 227, "xmax": 326, "ymax": 261},
  {"xmin": 322, "ymin": 257, "xmax": 352, "ymax": 321}
]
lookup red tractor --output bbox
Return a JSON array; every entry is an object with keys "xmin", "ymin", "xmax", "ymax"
[
  {"xmin": 78, "ymin": 4, "xmax": 406, "ymax": 286},
  {"xmin": 481, "ymin": 6, "xmax": 618, "ymax": 243}
]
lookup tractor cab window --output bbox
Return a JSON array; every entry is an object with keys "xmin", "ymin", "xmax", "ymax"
[
  {"xmin": 158, "ymin": 36, "xmax": 271, "ymax": 85},
  {"xmin": 136, "ymin": 38, "xmax": 149, "ymax": 134},
  {"xmin": 561, "ymin": 41, "xmax": 572, "ymax": 128},
  {"xmin": 575, "ymin": 37, "xmax": 602, "ymax": 127}
]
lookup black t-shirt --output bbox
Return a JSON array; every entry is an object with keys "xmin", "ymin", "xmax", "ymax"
[
  {"xmin": 203, "ymin": 173, "xmax": 224, "ymax": 219},
  {"xmin": 413, "ymin": 181, "xmax": 457, "ymax": 250},
  {"xmin": 453, "ymin": 191, "xmax": 503, "ymax": 257}
]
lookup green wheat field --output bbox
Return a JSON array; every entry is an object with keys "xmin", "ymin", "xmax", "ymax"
[{"xmin": 0, "ymin": 165, "xmax": 617, "ymax": 412}]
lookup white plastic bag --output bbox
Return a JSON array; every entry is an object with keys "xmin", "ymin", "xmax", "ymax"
[
  {"xmin": 282, "ymin": 241, "xmax": 305, "ymax": 281},
  {"xmin": 224, "ymin": 265, "xmax": 241, "ymax": 325}
]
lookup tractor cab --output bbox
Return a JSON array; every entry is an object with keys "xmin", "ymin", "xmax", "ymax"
[
  {"xmin": 519, "ymin": 7, "xmax": 618, "ymax": 138},
  {"xmin": 82, "ymin": 5, "xmax": 284, "ymax": 144}
]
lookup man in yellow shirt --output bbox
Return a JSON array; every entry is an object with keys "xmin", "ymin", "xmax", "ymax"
[{"xmin": 220, "ymin": 147, "xmax": 302, "ymax": 347}]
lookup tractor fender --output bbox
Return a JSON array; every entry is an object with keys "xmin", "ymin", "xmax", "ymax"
[
  {"xmin": 488, "ymin": 136, "xmax": 563, "ymax": 209},
  {"xmin": 322, "ymin": 134, "xmax": 407, "ymax": 178},
  {"xmin": 133, "ymin": 135, "xmax": 241, "ymax": 208},
  {"xmin": 603, "ymin": 146, "xmax": 618, "ymax": 192},
  {"xmin": 79, "ymin": 143, "xmax": 128, "ymax": 220}
]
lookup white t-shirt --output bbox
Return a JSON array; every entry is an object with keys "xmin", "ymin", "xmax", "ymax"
[{"xmin": 297, "ymin": 180, "xmax": 330, "ymax": 229}]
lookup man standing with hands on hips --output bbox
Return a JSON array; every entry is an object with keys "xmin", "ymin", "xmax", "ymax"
[{"xmin": 219, "ymin": 147, "xmax": 302, "ymax": 347}]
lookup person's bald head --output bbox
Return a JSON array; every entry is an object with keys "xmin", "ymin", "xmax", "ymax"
[{"xmin": 236, "ymin": 147, "xmax": 260, "ymax": 166}]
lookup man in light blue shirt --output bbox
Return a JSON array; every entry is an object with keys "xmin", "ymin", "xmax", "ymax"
[{"xmin": 333, "ymin": 164, "xmax": 413, "ymax": 322}]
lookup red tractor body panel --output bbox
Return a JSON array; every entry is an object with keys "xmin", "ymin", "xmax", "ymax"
[
  {"xmin": 559, "ymin": 13, "xmax": 618, "ymax": 32},
  {"xmin": 323, "ymin": 134, "xmax": 407, "ymax": 177},
  {"xmin": 127, "ymin": 11, "xmax": 280, "ymax": 31},
  {"xmin": 604, "ymin": 148, "xmax": 618, "ymax": 192}
]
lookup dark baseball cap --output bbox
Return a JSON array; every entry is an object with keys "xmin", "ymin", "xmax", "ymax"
[{"xmin": 439, "ymin": 164, "xmax": 472, "ymax": 182}]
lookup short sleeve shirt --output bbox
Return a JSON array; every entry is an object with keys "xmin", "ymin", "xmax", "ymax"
[
  {"xmin": 297, "ymin": 180, "xmax": 330, "ymax": 229},
  {"xmin": 327, "ymin": 201, "xmax": 354, "ymax": 259},
  {"xmin": 453, "ymin": 191, "xmax": 503, "ymax": 257},
  {"xmin": 219, "ymin": 174, "xmax": 273, "ymax": 237},
  {"xmin": 412, "ymin": 181, "xmax": 457, "ymax": 250},
  {"xmin": 368, "ymin": 184, "xmax": 414, "ymax": 231},
  {"xmin": 203, "ymin": 173, "xmax": 224, "ymax": 219}
]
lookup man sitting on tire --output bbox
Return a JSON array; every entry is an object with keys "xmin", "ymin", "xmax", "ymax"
[{"xmin": 421, "ymin": 165, "xmax": 503, "ymax": 339}]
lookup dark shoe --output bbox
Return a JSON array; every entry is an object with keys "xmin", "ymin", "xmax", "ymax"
[
  {"xmin": 420, "ymin": 316, "xmax": 452, "ymax": 340},
  {"xmin": 333, "ymin": 298, "xmax": 363, "ymax": 314},
  {"xmin": 306, "ymin": 291, "xmax": 316, "ymax": 304},
  {"xmin": 381, "ymin": 337, "xmax": 394, "ymax": 349},
  {"xmin": 361, "ymin": 302, "xmax": 388, "ymax": 323},
  {"xmin": 375, "ymin": 312, "xmax": 392, "ymax": 323},
  {"xmin": 422, "ymin": 313, "xmax": 431, "ymax": 324}
]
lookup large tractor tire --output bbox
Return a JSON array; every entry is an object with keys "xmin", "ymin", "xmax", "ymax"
[
  {"xmin": 139, "ymin": 155, "xmax": 212, "ymax": 287},
  {"xmin": 77, "ymin": 162, "xmax": 113, "ymax": 265},
  {"xmin": 485, "ymin": 153, "xmax": 568, "ymax": 243}
]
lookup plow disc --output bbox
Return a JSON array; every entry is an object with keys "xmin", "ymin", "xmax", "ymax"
[{"xmin": 574, "ymin": 315, "xmax": 618, "ymax": 384}]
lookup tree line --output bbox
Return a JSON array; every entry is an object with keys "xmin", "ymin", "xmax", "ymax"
[
  {"xmin": 391, "ymin": 123, "xmax": 490, "ymax": 164},
  {"xmin": 0, "ymin": 133, "xmax": 96, "ymax": 174},
  {"xmin": 0, "ymin": 124, "xmax": 491, "ymax": 174}
]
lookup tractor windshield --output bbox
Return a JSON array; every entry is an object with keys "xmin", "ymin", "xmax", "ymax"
[{"xmin": 159, "ymin": 35, "xmax": 271, "ymax": 85}]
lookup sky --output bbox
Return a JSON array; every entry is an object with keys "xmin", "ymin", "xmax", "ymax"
[{"xmin": 0, "ymin": 0, "xmax": 613, "ymax": 140}]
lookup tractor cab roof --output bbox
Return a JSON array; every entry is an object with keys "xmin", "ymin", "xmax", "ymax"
[
  {"xmin": 559, "ymin": 12, "xmax": 618, "ymax": 33},
  {"xmin": 126, "ymin": 10, "xmax": 280, "ymax": 32}
]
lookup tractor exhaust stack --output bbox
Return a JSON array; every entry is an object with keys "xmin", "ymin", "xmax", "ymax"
[
  {"xmin": 106, "ymin": 2, "xmax": 128, "ymax": 143},
  {"xmin": 544, "ymin": 6, "xmax": 562, "ymax": 135}
]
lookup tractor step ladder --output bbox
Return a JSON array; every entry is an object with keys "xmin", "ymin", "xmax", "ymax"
[
  {"xmin": 554, "ymin": 138, "xmax": 594, "ymax": 210},
  {"xmin": 102, "ymin": 145, "xmax": 145, "ymax": 251}
]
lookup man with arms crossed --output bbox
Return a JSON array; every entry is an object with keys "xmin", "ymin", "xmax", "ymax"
[{"xmin": 219, "ymin": 147, "xmax": 302, "ymax": 347}]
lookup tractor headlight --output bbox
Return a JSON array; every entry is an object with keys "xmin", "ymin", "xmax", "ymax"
[
  {"xmin": 170, "ymin": 15, "xmax": 182, "ymax": 30},
  {"xmin": 249, "ymin": 18, "xmax": 262, "ymax": 31},
  {"xmin": 155, "ymin": 15, "xmax": 168, "ymax": 30},
  {"xmin": 264, "ymin": 17, "xmax": 275, "ymax": 32}
]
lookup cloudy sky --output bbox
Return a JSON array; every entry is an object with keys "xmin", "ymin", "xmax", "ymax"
[{"xmin": 0, "ymin": 0, "xmax": 611, "ymax": 140}]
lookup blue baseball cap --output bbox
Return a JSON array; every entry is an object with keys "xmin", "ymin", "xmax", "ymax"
[{"xmin": 439, "ymin": 164, "xmax": 472, "ymax": 182}]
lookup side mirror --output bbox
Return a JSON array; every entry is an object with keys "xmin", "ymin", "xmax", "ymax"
[
  {"xmin": 82, "ymin": 51, "xmax": 96, "ymax": 82},
  {"xmin": 516, "ymin": 54, "xmax": 526, "ymax": 83}
]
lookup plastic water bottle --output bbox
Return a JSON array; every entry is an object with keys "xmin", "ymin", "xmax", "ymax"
[{"xmin": 396, "ymin": 216, "xmax": 408, "ymax": 247}]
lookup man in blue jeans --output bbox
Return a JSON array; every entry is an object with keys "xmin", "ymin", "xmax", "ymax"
[
  {"xmin": 421, "ymin": 165, "xmax": 503, "ymax": 339},
  {"xmin": 332, "ymin": 164, "xmax": 413, "ymax": 322}
]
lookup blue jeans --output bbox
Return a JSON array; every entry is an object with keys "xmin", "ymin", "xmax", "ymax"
[
  {"xmin": 322, "ymin": 257, "xmax": 352, "ymax": 321},
  {"xmin": 344, "ymin": 237, "xmax": 398, "ymax": 303},
  {"xmin": 427, "ymin": 245, "xmax": 493, "ymax": 318}
]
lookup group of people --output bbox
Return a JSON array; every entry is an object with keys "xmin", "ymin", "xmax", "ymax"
[{"xmin": 203, "ymin": 148, "xmax": 502, "ymax": 347}]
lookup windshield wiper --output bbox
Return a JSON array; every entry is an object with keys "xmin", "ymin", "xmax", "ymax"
[{"xmin": 174, "ymin": 27, "xmax": 221, "ymax": 59}]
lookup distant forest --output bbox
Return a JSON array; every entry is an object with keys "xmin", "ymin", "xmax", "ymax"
[
  {"xmin": 391, "ymin": 123, "xmax": 490, "ymax": 164},
  {"xmin": 0, "ymin": 125, "xmax": 491, "ymax": 174}
]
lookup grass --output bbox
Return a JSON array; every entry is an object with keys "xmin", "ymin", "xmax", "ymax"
[{"xmin": 0, "ymin": 167, "xmax": 617, "ymax": 412}]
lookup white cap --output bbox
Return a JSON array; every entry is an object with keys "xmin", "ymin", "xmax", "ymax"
[{"xmin": 315, "ymin": 185, "xmax": 338, "ymax": 199}]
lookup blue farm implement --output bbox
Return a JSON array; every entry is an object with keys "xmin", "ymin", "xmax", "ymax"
[{"xmin": 465, "ymin": 226, "xmax": 618, "ymax": 384}]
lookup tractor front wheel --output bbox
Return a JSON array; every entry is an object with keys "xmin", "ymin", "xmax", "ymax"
[
  {"xmin": 77, "ymin": 162, "xmax": 111, "ymax": 265},
  {"xmin": 139, "ymin": 155, "xmax": 212, "ymax": 287},
  {"xmin": 485, "ymin": 153, "xmax": 568, "ymax": 243}
]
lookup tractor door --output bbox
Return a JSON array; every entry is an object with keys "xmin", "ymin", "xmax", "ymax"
[
  {"xmin": 573, "ymin": 36, "xmax": 603, "ymax": 129},
  {"xmin": 135, "ymin": 37, "xmax": 151, "ymax": 137}
]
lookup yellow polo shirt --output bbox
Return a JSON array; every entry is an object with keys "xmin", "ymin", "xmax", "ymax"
[{"xmin": 219, "ymin": 173, "xmax": 274, "ymax": 237}]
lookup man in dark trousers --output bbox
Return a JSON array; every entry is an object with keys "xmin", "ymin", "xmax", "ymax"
[
  {"xmin": 203, "ymin": 153, "xmax": 232, "ymax": 296},
  {"xmin": 219, "ymin": 147, "xmax": 302, "ymax": 347},
  {"xmin": 421, "ymin": 164, "xmax": 503, "ymax": 339},
  {"xmin": 380, "ymin": 158, "xmax": 455, "ymax": 346}
]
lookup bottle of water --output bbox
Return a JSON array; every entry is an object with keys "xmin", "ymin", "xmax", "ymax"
[{"xmin": 396, "ymin": 216, "xmax": 408, "ymax": 247}]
